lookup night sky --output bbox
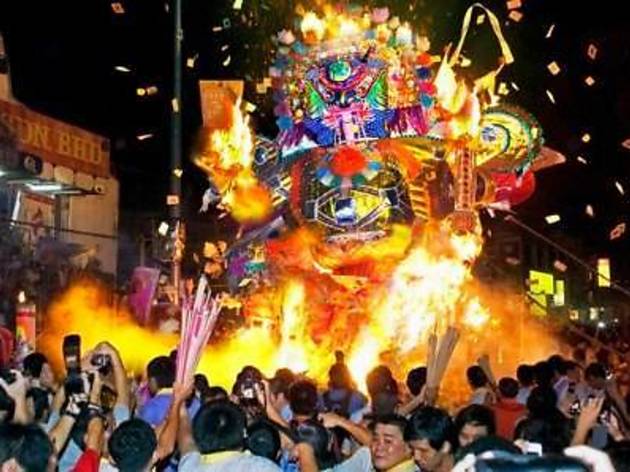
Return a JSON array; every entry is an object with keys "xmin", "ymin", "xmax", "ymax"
[{"xmin": 1, "ymin": 0, "xmax": 629, "ymax": 282}]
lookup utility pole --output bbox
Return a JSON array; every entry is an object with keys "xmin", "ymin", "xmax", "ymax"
[{"xmin": 169, "ymin": 0, "xmax": 184, "ymax": 305}]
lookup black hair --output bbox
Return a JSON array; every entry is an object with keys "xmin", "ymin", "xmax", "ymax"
[
  {"xmin": 293, "ymin": 419, "xmax": 335, "ymax": 469},
  {"xmin": 204, "ymin": 386, "xmax": 229, "ymax": 403},
  {"xmin": 547, "ymin": 355, "xmax": 568, "ymax": 376},
  {"xmin": 525, "ymin": 386, "xmax": 558, "ymax": 418},
  {"xmin": 22, "ymin": 352, "xmax": 48, "ymax": 378},
  {"xmin": 516, "ymin": 364, "xmax": 534, "ymax": 387},
  {"xmin": 366, "ymin": 365, "xmax": 398, "ymax": 399},
  {"xmin": 513, "ymin": 416, "xmax": 572, "ymax": 454},
  {"xmin": 288, "ymin": 380, "xmax": 318, "ymax": 416},
  {"xmin": 474, "ymin": 454, "xmax": 589, "ymax": 471},
  {"xmin": 497, "ymin": 378, "xmax": 519, "ymax": 399},
  {"xmin": 454, "ymin": 435, "xmax": 520, "ymax": 462},
  {"xmin": 194, "ymin": 374, "xmax": 210, "ymax": 393},
  {"xmin": 373, "ymin": 413, "xmax": 409, "ymax": 437},
  {"xmin": 404, "ymin": 406, "xmax": 453, "ymax": 451},
  {"xmin": 246, "ymin": 420, "xmax": 281, "ymax": 462},
  {"xmin": 0, "ymin": 423, "xmax": 54, "ymax": 472},
  {"xmin": 146, "ymin": 356, "xmax": 175, "ymax": 390},
  {"xmin": 533, "ymin": 361, "xmax": 553, "ymax": 387},
  {"xmin": 406, "ymin": 366, "xmax": 427, "ymax": 396},
  {"xmin": 466, "ymin": 366, "xmax": 488, "ymax": 389},
  {"xmin": 26, "ymin": 387, "xmax": 50, "ymax": 423},
  {"xmin": 371, "ymin": 392, "xmax": 399, "ymax": 416},
  {"xmin": 269, "ymin": 373, "xmax": 292, "ymax": 398},
  {"xmin": 193, "ymin": 400, "xmax": 246, "ymax": 453},
  {"xmin": 108, "ymin": 419, "xmax": 157, "ymax": 472},
  {"xmin": 585, "ymin": 362, "xmax": 607, "ymax": 380},
  {"xmin": 455, "ymin": 405, "xmax": 496, "ymax": 436}
]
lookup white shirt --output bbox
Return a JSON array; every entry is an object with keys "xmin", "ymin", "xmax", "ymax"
[{"xmin": 178, "ymin": 450, "xmax": 280, "ymax": 472}]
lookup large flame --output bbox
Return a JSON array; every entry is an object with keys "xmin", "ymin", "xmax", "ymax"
[
  {"xmin": 194, "ymin": 99, "xmax": 272, "ymax": 223},
  {"xmin": 40, "ymin": 224, "xmax": 558, "ymax": 401}
]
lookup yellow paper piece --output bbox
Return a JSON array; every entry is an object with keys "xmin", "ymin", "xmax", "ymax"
[
  {"xmin": 167, "ymin": 195, "xmax": 180, "ymax": 205},
  {"xmin": 577, "ymin": 156, "xmax": 588, "ymax": 165},
  {"xmin": 547, "ymin": 61, "xmax": 561, "ymax": 75},
  {"xmin": 553, "ymin": 260, "xmax": 567, "ymax": 272},
  {"xmin": 173, "ymin": 168, "xmax": 183, "ymax": 178},
  {"xmin": 223, "ymin": 55, "xmax": 231, "ymax": 66},
  {"xmin": 615, "ymin": 181, "xmax": 624, "ymax": 195},
  {"xmin": 585, "ymin": 205, "xmax": 594, "ymax": 217},
  {"xmin": 510, "ymin": 82, "xmax": 520, "ymax": 91},
  {"xmin": 146, "ymin": 85, "xmax": 158, "ymax": 95},
  {"xmin": 545, "ymin": 214, "xmax": 561, "ymax": 224},
  {"xmin": 546, "ymin": 90, "xmax": 556, "ymax": 104},
  {"xmin": 545, "ymin": 24, "xmax": 555, "ymax": 39},
  {"xmin": 244, "ymin": 101, "xmax": 257, "ymax": 113},
  {"xmin": 582, "ymin": 133, "xmax": 591, "ymax": 143},
  {"xmin": 186, "ymin": 55, "xmax": 198, "ymax": 68},
  {"xmin": 476, "ymin": 14, "xmax": 486, "ymax": 25},
  {"xmin": 136, "ymin": 87, "xmax": 146, "ymax": 96},
  {"xmin": 497, "ymin": 82, "xmax": 509, "ymax": 95},
  {"xmin": 233, "ymin": 0, "xmax": 243, "ymax": 10},
  {"xmin": 508, "ymin": 10, "xmax": 523, "ymax": 22},
  {"xmin": 584, "ymin": 76, "xmax": 595, "ymax": 86},
  {"xmin": 171, "ymin": 99, "xmax": 179, "ymax": 112}
]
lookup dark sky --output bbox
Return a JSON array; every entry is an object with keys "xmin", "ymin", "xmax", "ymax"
[{"xmin": 1, "ymin": 0, "xmax": 630, "ymax": 280}]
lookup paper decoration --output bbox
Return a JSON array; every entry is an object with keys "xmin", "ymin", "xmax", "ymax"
[
  {"xmin": 610, "ymin": 223, "xmax": 626, "ymax": 240},
  {"xmin": 585, "ymin": 205, "xmax": 594, "ymax": 217},
  {"xmin": 584, "ymin": 76, "xmax": 595, "ymax": 86},
  {"xmin": 553, "ymin": 260, "xmax": 567, "ymax": 272},
  {"xmin": 582, "ymin": 133, "xmax": 591, "ymax": 143},
  {"xmin": 545, "ymin": 24, "xmax": 555, "ymax": 39},
  {"xmin": 508, "ymin": 10, "xmax": 523, "ymax": 22},
  {"xmin": 546, "ymin": 90, "xmax": 556, "ymax": 104},
  {"xmin": 545, "ymin": 214, "xmax": 561, "ymax": 224},
  {"xmin": 587, "ymin": 44, "xmax": 598, "ymax": 60},
  {"xmin": 547, "ymin": 62, "xmax": 561, "ymax": 75}
]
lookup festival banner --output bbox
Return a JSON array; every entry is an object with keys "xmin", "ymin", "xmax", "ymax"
[
  {"xmin": 0, "ymin": 99, "xmax": 110, "ymax": 177},
  {"xmin": 128, "ymin": 267, "xmax": 161, "ymax": 325},
  {"xmin": 17, "ymin": 191, "xmax": 55, "ymax": 247}
]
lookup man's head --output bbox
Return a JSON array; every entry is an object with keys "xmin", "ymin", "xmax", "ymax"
[
  {"xmin": 533, "ymin": 361, "xmax": 553, "ymax": 387},
  {"xmin": 497, "ymin": 377, "xmax": 519, "ymax": 400},
  {"xmin": 269, "ymin": 374, "xmax": 292, "ymax": 413},
  {"xmin": 547, "ymin": 355, "xmax": 567, "ymax": 381},
  {"xmin": 108, "ymin": 419, "xmax": 157, "ymax": 472},
  {"xmin": 328, "ymin": 363, "xmax": 353, "ymax": 391},
  {"xmin": 564, "ymin": 361, "xmax": 582, "ymax": 383},
  {"xmin": 288, "ymin": 380, "xmax": 318, "ymax": 418},
  {"xmin": 406, "ymin": 367, "xmax": 427, "ymax": 397},
  {"xmin": 146, "ymin": 356, "xmax": 175, "ymax": 395},
  {"xmin": 371, "ymin": 415, "xmax": 412, "ymax": 471},
  {"xmin": 454, "ymin": 405, "xmax": 495, "ymax": 448},
  {"xmin": 466, "ymin": 366, "xmax": 488, "ymax": 390},
  {"xmin": 193, "ymin": 400, "xmax": 246, "ymax": 454},
  {"xmin": 366, "ymin": 365, "xmax": 398, "ymax": 401},
  {"xmin": 405, "ymin": 407, "xmax": 453, "ymax": 471},
  {"xmin": 204, "ymin": 386, "xmax": 229, "ymax": 403},
  {"xmin": 246, "ymin": 420, "xmax": 281, "ymax": 462},
  {"xmin": 516, "ymin": 364, "xmax": 534, "ymax": 387},
  {"xmin": 0, "ymin": 423, "xmax": 55, "ymax": 472},
  {"xmin": 22, "ymin": 352, "xmax": 54, "ymax": 388},
  {"xmin": 584, "ymin": 362, "xmax": 607, "ymax": 390},
  {"xmin": 525, "ymin": 386, "xmax": 558, "ymax": 418}
]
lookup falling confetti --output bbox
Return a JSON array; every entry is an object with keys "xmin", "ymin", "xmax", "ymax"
[
  {"xmin": 233, "ymin": 0, "xmax": 243, "ymax": 10},
  {"xmin": 582, "ymin": 133, "xmax": 591, "ymax": 143},
  {"xmin": 158, "ymin": 222, "xmax": 169, "ymax": 236},
  {"xmin": 545, "ymin": 24, "xmax": 555, "ymax": 39},
  {"xmin": 114, "ymin": 66, "xmax": 131, "ymax": 73},
  {"xmin": 146, "ymin": 86, "xmax": 158, "ymax": 96},
  {"xmin": 585, "ymin": 205, "xmax": 594, "ymax": 217},
  {"xmin": 173, "ymin": 168, "xmax": 183, "ymax": 178},
  {"xmin": 506, "ymin": 0, "xmax": 522, "ymax": 10},
  {"xmin": 136, "ymin": 133, "xmax": 153, "ymax": 141},
  {"xmin": 610, "ymin": 222, "xmax": 626, "ymax": 240},
  {"xmin": 111, "ymin": 2, "xmax": 125, "ymax": 14},
  {"xmin": 476, "ymin": 14, "xmax": 486, "ymax": 25},
  {"xmin": 553, "ymin": 260, "xmax": 568, "ymax": 272},
  {"xmin": 171, "ymin": 98, "xmax": 180, "ymax": 112},
  {"xmin": 547, "ymin": 61, "xmax": 561, "ymax": 75},
  {"xmin": 510, "ymin": 82, "xmax": 520, "ymax": 91},
  {"xmin": 221, "ymin": 44, "xmax": 230, "ymax": 52},
  {"xmin": 166, "ymin": 195, "xmax": 180, "ymax": 206},
  {"xmin": 508, "ymin": 10, "xmax": 523, "ymax": 22},
  {"xmin": 186, "ymin": 55, "xmax": 198, "ymax": 69},
  {"xmin": 615, "ymin": 181, "xmax": 624, "ymax": 195},
  {"xmin": 505, "ymin": 257, "xmax": 521, "ymax": 266},
  {"xmin": 621, "ymin": 138, "xmax": 630, "ymax": 149},
  {"xmin": 136, "ymin": 88, "xmax": 146, "ymax": 96},
  {"xmin": 546, "ymin": 90, "xmax": 556, "ymax": 104},
  {"xmin": 587, "ymin": 43, "xmax": 598, "ymax": 60},
  {"xmin": 584, "ymin": 76, "xmax": 595, "ymax": 86},
  {"xmin": 545, "ymin": 214, "xmax": 561, "ymax": 224},
  {"xmin": 577, "ymin": 156, "xmax": 588, "ymax": 165},
  {"xmin": 223, "ymin": 55, "xmax": 231, "ymax": 66},
  {"xmin": 497, "ymin": 83, "xmax": 509, "ymax": 95},
  {"xmin": 244, "ymin": 101, "xmax": 257, "ymax": 113}
]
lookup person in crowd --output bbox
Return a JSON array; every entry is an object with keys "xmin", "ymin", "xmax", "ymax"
[
  {"xmin": 466, "ymin": 366, "xmax": 494, "ymax": 405},
  {"xmin": 405, "ymin": 367, "xmax": 427, "ymax": 399},
  {"xmin": 533, "ymin": 361, "xmax": 554, "ymax": 388},
  {"xmin": 516, "ymin": 364, "xmax": 535, "ymax": 405},
  {"xmin": 177, "ymin": 399, "xmax": 307, "ymax": 471},
  {"xmin": 321, "ymin": 362, "xmax": 366, "ymax": 419},
  {"xmin": 548, "ymin": 355, "xmax": 570, "ymax": 404},
  {"xmin": 268, "ymin": 371, "xmax": 294, "ymax": 422},
  {"xmin": 351, "ymin": 366, "xmax": 399, "ymax": 424},
  {"xmin": 22, "ymin": 352, "xmax": 56, "ymax": 391},
  {"xmin": 454, "ymin": 404, "xmax": 496, "ymax": 448},
  {"xmin": 404, "ymin": 407, "xmax": 454, "ymax": 471},
  {"xmin": 139, "ymin": 355, "xmax": 199, "ymax": 427},
  {"xmin": 289, "ymin": 379, "xmax": 319, "ymax": 424},
  {"xmin": 0, "ymin": 423, "xmax": 55, "ymax": 471},
  {"xmin": 325, "ymin": 414, "xmax": 417, "ymax": 471},
  {"xmin": 490, "ymin": 377, "xmax": 526, "ymax": 440},
  {"xmin": 246, "ymin": 419, "xmax": 282, "ymax": 463},
  {"xmin": 204, "ymin": 386, "xmax": 229, "ymax": 403}
]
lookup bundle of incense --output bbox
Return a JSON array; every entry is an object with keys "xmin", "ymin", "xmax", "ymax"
[
  {"xmin": 426, "ymin": 326, "xmax": 460, "ymax": 404},
  {"xmin": 477, "ymin": 353, "xmax": 497, "ymax": 387},
  {"xmin": 176, "ymin": 277, "xmax": 223, "ymax": 383}
]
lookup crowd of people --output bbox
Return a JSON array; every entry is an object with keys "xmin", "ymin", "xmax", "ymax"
[{"xmin": 1, "ymin": 340, "xmax": 630, "ymax": 471}]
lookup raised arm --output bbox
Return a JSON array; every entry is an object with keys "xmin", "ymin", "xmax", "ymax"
[{"xmin": 319, "ymin": 412, "xmax": 372, "ymax": 446}]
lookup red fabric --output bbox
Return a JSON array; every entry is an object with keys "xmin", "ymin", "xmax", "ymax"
[
  {"xmin": 0, "ymin": 327, "xmax": 14, "ymax": 366},
  {"xmin": 491, "ymin": 399, "xmax": 527, "ymax": 441},
  {"xmin": 329, "ymin": 146, "xmax": 367, "ymax": 177},
  {"xmin": 72, "ymin": 449, "xmax": 100, "ymax": 472},
  {"xmin": 491, "ymin": 171, "xmax": 536, "ymax": 206}
]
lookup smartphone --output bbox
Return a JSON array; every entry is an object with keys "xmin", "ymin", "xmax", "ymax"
[
  {"xmin": 524, "ymin": 441, "xmax": 543, "ymax": 456},
  {"xmin": 63, "ymin": 334, "xmax": 81, "ymax": 374}
]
